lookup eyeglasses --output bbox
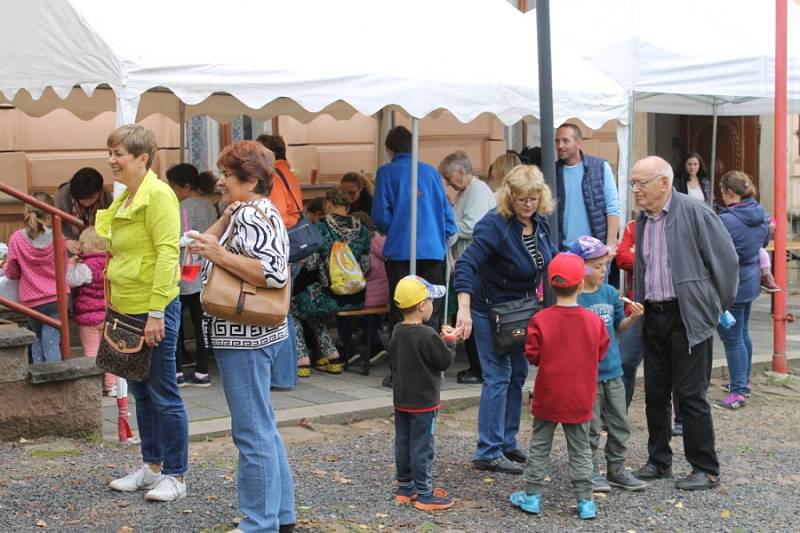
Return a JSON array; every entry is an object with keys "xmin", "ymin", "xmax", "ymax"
[
  {"xmin": 219, "ymin": 169, "xmax": 235, "ymax": 178},
  {"xmin": 514, "ymin": 197, "xmax": 539, "ymax": 205},
  {"xmin": 627, "ymin": 175, "xmax": 663, "ymax": 189}
]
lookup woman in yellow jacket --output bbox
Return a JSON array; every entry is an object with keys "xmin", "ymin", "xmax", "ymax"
[{"xmin": 96, "ymin": 124, "xmax": 189, "ymax": 502}]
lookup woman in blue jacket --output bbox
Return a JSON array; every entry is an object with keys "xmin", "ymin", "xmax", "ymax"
[
  {"xmin": 716, "ymin": 171, "xmax": 770, "ymax": 410},
  {"xmin": 454, "ymin": 165, "xmax": 556, "ymax": 474}
]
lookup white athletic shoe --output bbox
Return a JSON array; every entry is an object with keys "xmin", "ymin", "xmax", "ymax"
[
  {"xmin": 144, "ymin": 475, "xmax": 187, "ymax": 502},
  {"xmin": 109, "ymin": 465, "xmax": 162, "ymax": 492}
]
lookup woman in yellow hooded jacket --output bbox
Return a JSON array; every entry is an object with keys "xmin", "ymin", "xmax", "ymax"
[{"xmin": 96, "ymin": 124, "xmax": 189, "ymax": 502}]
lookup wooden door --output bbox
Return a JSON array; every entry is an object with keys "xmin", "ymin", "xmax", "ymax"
[{"xmin": 680, "ymin": 116, "xmax": 760, "ymax": 206}]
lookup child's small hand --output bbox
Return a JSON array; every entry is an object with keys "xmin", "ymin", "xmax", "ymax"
[
  {"xmin": 440, "ymin": 325, "xmax": 459, "ymax": 344},
  {"xmin": 628, "ymin": 301, "xmax": 644, "ymax": 319},
  {"xmin": 68, "ymin": 255, "xmax": 81, "ymax": 266}
]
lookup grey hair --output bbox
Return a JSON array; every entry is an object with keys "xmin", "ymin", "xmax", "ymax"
[
  {"xmin": 438, "ymin": 150, "xmax": 473, "ymax": 177},
  {"xmin": 657, "ymin": 157, "xmax": 674, "ymax": 186}
]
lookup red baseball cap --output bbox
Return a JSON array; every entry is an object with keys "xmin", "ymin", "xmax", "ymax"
[{"xmin": 548, "ymin": 252, "xmax": 585, "ymax": 288}]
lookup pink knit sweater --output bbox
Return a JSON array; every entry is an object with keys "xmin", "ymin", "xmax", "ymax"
[
  {"xmin": 4, "ymin": 229, "xmax": 69, "ymax": 308},
  {"xmin": 364, "ymin": 234, "xmax": 389, "ymax": 307}
]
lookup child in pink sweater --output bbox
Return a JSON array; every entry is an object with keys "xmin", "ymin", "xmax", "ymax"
[
  {"xmin": 4, "ymin": 193, "xmax": 69, "ymax": 363},
  {"xmin": 68, "ymin": 226, "xmax": 115, "ymax": 393}
]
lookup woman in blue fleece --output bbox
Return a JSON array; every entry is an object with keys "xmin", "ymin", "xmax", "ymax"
[
  {"xmin": 454, "ymin": 165, "xmax": 556, "ymax": 475},
  {"xmin": 716, "ymin": 171, "xmax": 770, "ymax": 410}
]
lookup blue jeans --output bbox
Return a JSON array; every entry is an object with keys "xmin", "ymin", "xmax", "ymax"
[
  {"xmin": 27, "ymin": 302, "xmax": 61, "ymax": 363},
  {"xmin": 216, "ymin": 341, "xmax": 296, "ymax": 532},
  {"xmin": 717, "ymin": 301, "xmax": 753, "ymax": 395},
  {"xmin": 619, "ymin": 319, "xmax": 643, "ymax": 408},
  {"xmin": 395, "ymin": 409, "xmax": 437, "ymax": 496},
  {"xmin": 270, "ymin": 314, "xmax": 298, "ymax": 390},
  {"xmin": 128, "ymin": 298, "xmax": 189, "ymax": 475},
  {"xmin": 471, "ymin": 308, "xmax": 528, "ymax": 460}
]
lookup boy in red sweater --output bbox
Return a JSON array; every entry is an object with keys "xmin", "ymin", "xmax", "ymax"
[{"xmin": 509, "ymin": 253, "xmax": 609, "ymax": 520}]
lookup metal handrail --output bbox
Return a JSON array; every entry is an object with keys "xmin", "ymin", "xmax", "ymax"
[{"xmin": 0, "ymin": 182, "xmax": 85, "ymax": 359}]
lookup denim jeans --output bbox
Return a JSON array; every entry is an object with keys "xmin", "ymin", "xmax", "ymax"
[
  {"xmin": 716, "ymin": 301, "xmax": 753, "ymax": 396},
  {"xmin": 395, "ymin": 409, "xmax": 437, "ymax": 497},
  {"xmin": 128, "ymin": 298, "xmax": 189, "ymax": 476},
  {"xmin": 270, "ymin": 314, "xmax": 298, "ymax": 390},
  {"xmin": 216, "ymin": 341, "xmax": 296, "ymax": 532},
  {"xmin": 471, "ymin": 308, "xmax": 528, "ymax": 460},
  {"xmin": 27, "ymin": 302, "xmax": 61, "ymax": 363},
  {"xmin": 619, "ymin": 319, "xmax": 643, "ymax": 408}
]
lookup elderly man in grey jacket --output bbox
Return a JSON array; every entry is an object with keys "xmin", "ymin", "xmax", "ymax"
[
  {"xmin": 439, "ymin": 151, "xmax": 496, "ymax": 384},
  {"xmin": 629, "ymin": 156, "xmax": 738, "ymax": 491}
]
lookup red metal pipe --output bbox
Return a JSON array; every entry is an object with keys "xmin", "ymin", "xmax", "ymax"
[
  {"xmin": 772, "ymin": 0, "xmax": 788, "ymax": 373},
  {"xmin": 0, "ymin": 295, "xmax": 61, "ymax": 329},
  {"xmin": 0, "ymin": 182, "xmax": 84, "ymax": 228},
  {"xmin": 52, "ymin": 217, "xmax": 72, "ymax": 359}
]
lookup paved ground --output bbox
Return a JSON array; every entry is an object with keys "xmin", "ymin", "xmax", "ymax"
[{"xmin": 102, "ymin": 293, "xmax": 800, "ymax": 441}]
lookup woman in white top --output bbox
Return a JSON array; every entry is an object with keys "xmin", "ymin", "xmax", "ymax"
[
  {"xmin": 674, "ymin": 152, "xmax": 712, "ymax": 204},
  {"xmin": 189, "ymin": 140, "xmax": 295, "ymax": 533}
]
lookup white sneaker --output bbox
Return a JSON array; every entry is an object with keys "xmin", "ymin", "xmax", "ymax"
[
  {"xmin": 145, "ymin": 475, "xmax": 187, "ymax": 502},
  {"xmin": 109, "ymin": 465, "xmax": 162, "ymax": 492},
  {"xmin": 226, "ymin": 530, "xmax": 245, "ymax": 533}
]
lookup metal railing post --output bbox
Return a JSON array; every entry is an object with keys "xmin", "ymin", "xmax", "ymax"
[{"xmin": 52, "ymin": 216, "xmax": 71, "ymax": 359}]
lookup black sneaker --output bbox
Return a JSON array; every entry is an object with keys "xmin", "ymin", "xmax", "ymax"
[
  {"xmin": 592, "ymin": 473, "xmax": 611, "ymax": 493},
  {"xmin": 675, "ymin": 470, "xmax": 720, "ymax": 491},
  {"xmin": 472, "ymin": 456, "xmax": 523, "ymax": 475},
  {"xmin": 456, "ymin": 370, "xmax": 483, "ymax": 385},
  {"xmin": 504, "ymin": 449, "xmax": 527, "ymax": 464},
  {"xmin": 176, "ymin": 374, "xmax": 187, "ymax": 388},
  {"xmin": 186, "ymin": 374, "xmax": 211, "ymax": 388}
]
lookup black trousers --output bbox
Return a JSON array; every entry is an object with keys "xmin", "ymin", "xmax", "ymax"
[
  {"xmin": 385, "ymin": 259, "xmax": 444, "ymax": 333},
  {"xmin": 177, "ymin": 292, "xmax": 212, "ymax": 374},
  {"xmin": 643, "ymin": 300, "xmax": 718, "ymax": 476}
]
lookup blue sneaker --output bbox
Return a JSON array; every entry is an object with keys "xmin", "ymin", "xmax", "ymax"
[
  {"xmin": 509, "ymin": 491, "xmax": 541, "ymax": 514},
  {"xmin": 577, "ymin": 498, "xmax": 597, "ymax": 520}
]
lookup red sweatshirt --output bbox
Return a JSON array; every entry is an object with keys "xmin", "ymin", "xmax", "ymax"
[{"xmin": 525, "ymin": 306, "xmax": 609, "ymax": 424}]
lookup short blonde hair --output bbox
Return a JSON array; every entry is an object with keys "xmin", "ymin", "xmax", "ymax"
[
  {"xmin": 79, "ymin": 226, "xmax": 108, "ymax": 253},
  {"xmin": 491, "ymin": 153, "xmax": 521, "ymax": 182},
  {"xmin": 107, "ymin": 124, "xmax": 157, "ymax": 170},
  {"xmin": 496, "ymin": 165, "xmax": 555, "ymax": 218}
]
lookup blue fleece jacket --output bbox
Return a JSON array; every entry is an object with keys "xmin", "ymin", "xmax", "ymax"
[
  {"xmin": 719, "ymin": 199, "xmax": 770, "ymax": 304},
  {"xmin": 453, "ymin": 210, "xmax": 556, "ymax": 313},
  {"xmin": 371, "ymin": 153, "xmax": 456, "ymax": 261},
  {"xmin": 578, "ymin": 283, "xmax": 624, "ymax": 382}
]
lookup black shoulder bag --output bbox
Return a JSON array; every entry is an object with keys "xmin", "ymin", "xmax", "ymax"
[
  {"xmin": 482, "ymin": 221, "xmax": 540, "ymax": 355},
  {"xmin": 274, "ymin": 167, "xmax": 323, "ymax": 263}
]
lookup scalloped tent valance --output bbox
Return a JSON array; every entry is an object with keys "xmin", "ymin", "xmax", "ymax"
[{"xmin": 0, "ymin": 0, "xmax": 628, "ymax": 129}]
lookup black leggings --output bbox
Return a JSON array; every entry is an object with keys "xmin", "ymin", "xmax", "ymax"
[{"xmin": 177, "ymin": 292, "xmax": 212, "ymax": 374}]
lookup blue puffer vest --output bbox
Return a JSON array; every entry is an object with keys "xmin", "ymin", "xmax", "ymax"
[{"xmin": 556, "ymin": 152, "xmax": 607, "ymax": 246}]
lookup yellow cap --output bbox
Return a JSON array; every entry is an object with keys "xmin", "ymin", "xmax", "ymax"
[{"xmin": 393, "ymin": 275, "xmax": 447, "ymax": 309}]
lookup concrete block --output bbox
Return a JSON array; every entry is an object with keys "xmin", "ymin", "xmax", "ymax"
[
  {"xmin": 0, "ymin": 344, "xmax": 29, "ymax": 383},
  {"xmin": 0, "ymin": 381, "xmax": 65, "ymax": 423},
  {"xmin": 64, "ymin": 376, "xmax": 103, "ymax": 412},
  {"xmin": 0, "ymin": 419, "xmax": 29, "ymax": 440},
  {"xmin": 28, "ymin": 409, "xmax": 102, "ymax": 438},
  {"xmin": 28, "ymin": 356, "xmax": 103, "ymax": 384},
  {"xmin": 0, "ymin": 327, "xmax": 35, "ymax": 348}
]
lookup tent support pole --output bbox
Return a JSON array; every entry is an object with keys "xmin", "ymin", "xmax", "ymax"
[
  {"xmin": 619, "ymin": 91, "xmax": 636, "ymax": 291},
  {"xmin": 179, "ymin": 102, "xmax": 186, "ymax": 163},
  {"xmin": 536, "ymin": 0, "xmax": 556, "ymax": 306},
  {"xmin": 709, "ymin": 99, "xmax": 718, "ymax": 207},
  {"xmin": 772, "ymin": 0, "xmax": 789, "ymax": 374},
  {"xmin": 410, "ymin": 117, "xmax": 419, "ymax": 276}
]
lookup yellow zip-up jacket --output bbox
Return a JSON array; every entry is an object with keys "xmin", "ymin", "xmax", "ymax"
[{"xmin": 95, "ymin": 169, "xmax": 180, "ymax": 314}]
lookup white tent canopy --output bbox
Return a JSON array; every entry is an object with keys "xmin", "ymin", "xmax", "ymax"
[{"xmin": 0, "ymin": 0, "xmax": 629, "ymax": 129}]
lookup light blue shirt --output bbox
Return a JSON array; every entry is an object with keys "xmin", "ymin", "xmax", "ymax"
[{"xmin": 562, "ymin": 161, "xmax": 619, "ymax": 247}]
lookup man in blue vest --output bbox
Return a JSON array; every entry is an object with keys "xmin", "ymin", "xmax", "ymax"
[{"xmin": 555, "ymin": 123, "xmax": 620, "ymax": 255}]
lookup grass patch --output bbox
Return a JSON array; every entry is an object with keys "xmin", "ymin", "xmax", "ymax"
[
  {"xmin": 30, "ymin": 449, "xmax": 81, "ymax": 458},
  {"xmin": 82, "ymin": 431, "xmax": 104, "ymax": 446},
  {"xmin": 198, "ymin": 525, "xmax": 228, "ymax": 533}
]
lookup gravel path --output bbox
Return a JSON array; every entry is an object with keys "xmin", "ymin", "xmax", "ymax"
[{"xmin": 1, "ymin": 369, "xmax": 799, "ymax": 533}]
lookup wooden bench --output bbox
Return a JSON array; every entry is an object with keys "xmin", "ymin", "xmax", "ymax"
[{"xmin": 336, "ymin": 305, "xmax": 390, "ymax": 376}]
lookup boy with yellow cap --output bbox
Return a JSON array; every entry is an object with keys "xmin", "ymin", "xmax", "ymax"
[{"xmin": 391, "ymin": 275, "xmax": 461, "ymax": 511}]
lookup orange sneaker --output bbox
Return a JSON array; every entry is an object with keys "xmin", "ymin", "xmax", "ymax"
[{"xmin": 413, "ymin": 488, "xmax": 454, "ymax": 511}]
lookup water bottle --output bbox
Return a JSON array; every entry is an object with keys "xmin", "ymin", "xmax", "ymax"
[{"xmin": 719, "ymin": 310, "xmax": 737, "ymax": 329}]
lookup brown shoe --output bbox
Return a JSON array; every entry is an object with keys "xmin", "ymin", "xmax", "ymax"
[
  {"xmin": 632, "ymin": 462, "xmax": 672, "ymax": 480},
  {"xmin": 676, "ymin": 470, "xmax": 720, "ymax": 491}
]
